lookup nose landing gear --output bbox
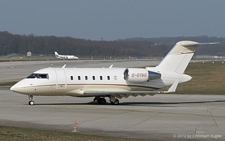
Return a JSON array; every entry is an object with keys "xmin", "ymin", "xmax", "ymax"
[{"xmin": 28, "ymin": 95, "xmax": 34, "ymax": 106}]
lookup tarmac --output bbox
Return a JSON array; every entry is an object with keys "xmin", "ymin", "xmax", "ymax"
[{"xmin": 0, "ymin": 60, "xmax": 225, "ymax": 141}]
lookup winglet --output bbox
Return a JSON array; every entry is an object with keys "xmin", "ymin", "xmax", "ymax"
[
  {"xmin": 109, "ymin": 64, "xmax": 113, "ymax": 68},
  {"xmin": 62, "ymin": 64, "xmax": 66, "ymax": 68},
  {"xmin": 167, "ymin": 80, "xmax": 180, "ymax": 93}
]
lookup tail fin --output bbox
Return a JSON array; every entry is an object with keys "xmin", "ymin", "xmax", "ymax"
[
  {"xmin": 55, "ymin": 52, "xmax": 60, "ymax": 58},
  {"xmin": 157, "ymin": 41, "xmax": 218, "ymax": 73},
  {"xmin": 55, "ymin": 52, "xmax": 59, "ymax": 55}
]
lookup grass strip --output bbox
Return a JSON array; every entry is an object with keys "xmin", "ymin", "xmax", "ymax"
[
  {"xmin": 0, "ymin": 125, "xmax": 138, "ymax": 141},
  {"xmin": 175, "ymin": 61, "xmax": 225, "ymax": 94}
]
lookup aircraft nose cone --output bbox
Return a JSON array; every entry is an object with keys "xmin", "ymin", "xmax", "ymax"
[
  {"xmin": 10, "ymin": 80, "xmax": 33, "ymax": 94},
  {"xmin": 10, "ymin": 83, "xmax": 23, "ymax": 93},
  {"xmin": 10, "ymin": 85, "xmax": 18, "ymax": 92}
]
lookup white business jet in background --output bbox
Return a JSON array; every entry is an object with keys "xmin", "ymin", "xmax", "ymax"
[
  {"xmin": 11, "ymin": 41, "xmax": 218, "ymax": 105},
  {"xmin": 55, "ymin": 52, "xmax": 79, "ymax": 59}
]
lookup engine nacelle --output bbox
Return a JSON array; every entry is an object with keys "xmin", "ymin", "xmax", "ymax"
[{"xmin": 124, "ymin": 68, "xmax": 161, "ymax": 83}]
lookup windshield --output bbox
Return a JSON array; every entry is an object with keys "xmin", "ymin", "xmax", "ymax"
[{"xmin": 27, "ymin": 73, "xmax": 48, "ymax": 79}]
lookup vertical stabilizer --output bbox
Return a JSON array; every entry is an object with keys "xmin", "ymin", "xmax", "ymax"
[
  {"xmin": 55, "ymin": 52, "xmax": 59, "ymax": 58},
  {"xmin": 55, "ymin": 52, "xmax": 59, "ymax": 55},
  {"xmin": 157, "ymin": 41, "xmax": 200, "ymax": 73}
]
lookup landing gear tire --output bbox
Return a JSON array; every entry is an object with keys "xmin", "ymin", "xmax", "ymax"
[
  {"xmin": 93, "ymin": 96, "xmax": 100, "ymax": 102},
  {"xmin": 111, "ymin": 99, "xmax": 119, "ymax": 105},
  {"xmin": 29, "ymin": 101, "xmax": 34, "ymax": 106},
  {"xmin": 97, "ymin": 98, "xmax": 106, "ymax": 105},
  {"xmin": 28, "ymin": 95, "xmax": 34, "ymax": 106}
]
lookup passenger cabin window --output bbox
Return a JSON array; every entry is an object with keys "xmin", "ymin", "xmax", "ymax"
[
  {"xmin": 85, "ymin": 76, "xmax": 88, "ymax": 80},
  {"xmin": 114, "ymin": 76, "xmax": 117, "ymax": 80},
  {"xmin": 100, "ymin": 76, "xmax": 103, "ymax": 80},
  {"xmin": 92, "ymin": 76, "xmax": 95, "ymax": 80},
  {"xmin": 107, "ymin": 76, "xmax": 110, "ymax": 80},
  {"xmin": 71, "ymin": 76, "xmax": 73, "ymax": 80},
  {"xmin": 27, "ymin": 73, "xmax": 48, "ymax": 79},
  {"xmin": 78, "ymin": 76, "xmax": 81, "ymax": 80}
]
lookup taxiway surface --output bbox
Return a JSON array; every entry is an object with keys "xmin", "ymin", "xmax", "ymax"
[
  {"xmin": 0, "ymin": 60, "xmax": 225, "ymax": 141},
  {"xmin": 1, "ymin": 89, "xmax": 225, "ymax": 140}
]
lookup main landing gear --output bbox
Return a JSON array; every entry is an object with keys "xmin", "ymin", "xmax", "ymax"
[
  {"xmin": 28, "ymin": 95, "xmax": 34, "ymax": 106},
  {"xmin": 109, "ymin": 96, "xmax": 119, "ymax": 105},
  {"xmin": 93, "ymin": 96, "xmax": 120, "ymax": 105}
]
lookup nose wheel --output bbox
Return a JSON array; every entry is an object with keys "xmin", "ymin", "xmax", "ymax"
[
  {"xmin": 28, "ymin": 95, "xmax": 34, "ymax": 106},
  {"xmin": 29, "ymin": 100, "xmax": 34, "ymax": 105}
]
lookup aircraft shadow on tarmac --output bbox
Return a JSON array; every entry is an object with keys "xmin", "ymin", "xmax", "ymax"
[{"xmin": 33, "ymin": 100, "xmax": 225, "ymax": 106}]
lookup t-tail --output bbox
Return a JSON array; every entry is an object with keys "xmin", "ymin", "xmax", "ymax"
[
  {"xmin": 157, "ymin": 41, "xmax": 219, "ymax": 74},
  {"xmin": 55, "ymin": 52, "xmax": 59, "ymax": 58}
]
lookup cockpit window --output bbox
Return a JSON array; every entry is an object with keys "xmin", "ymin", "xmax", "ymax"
[{"xmin": 27, "ymin": 73, "xmax": 48, "ymax": 79}]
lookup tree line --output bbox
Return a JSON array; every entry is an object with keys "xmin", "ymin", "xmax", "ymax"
[{"xmin": 0, "ymin": 31, "xmax": 224, "ymax": 57}]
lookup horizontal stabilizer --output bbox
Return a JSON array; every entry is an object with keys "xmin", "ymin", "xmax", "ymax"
[{"xmin": 181, "ymin": 42, "xmax": 219, "ymax": 47}]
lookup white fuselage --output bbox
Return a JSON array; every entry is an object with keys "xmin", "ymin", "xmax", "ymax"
[
  {"xmin": 55, "ymin": 52, "xmax": 79, "ymax": 59},
  {"xmin": 10, "ymin": 67, "xmax": 191, "ymax": 97},
  {"xmin": 56, "ymin": 55, "xmax": 78, "ymax": 59}
]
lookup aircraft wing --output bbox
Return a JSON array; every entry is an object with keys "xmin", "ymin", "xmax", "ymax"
[
  {"xmin": 82, "ymin": 90, "xmax": 163, "ymax": 99},
  {"xmin": 84, "ymin": 90, "xmax": 162, "ymax": 95},
  {"xmin": 84, "ymin": 79, "xmax": 179, "ymax": 95},
  {"xmin": 82, "ymin": 80, "xmax": 179, "ymax": 98}
]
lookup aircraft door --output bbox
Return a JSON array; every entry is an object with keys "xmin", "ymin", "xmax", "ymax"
[{"xmin": 54, "ymin": 68, "xmax": 67, "ymax": 89}]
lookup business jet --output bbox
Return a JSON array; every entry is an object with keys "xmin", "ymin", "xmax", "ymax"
[
  {"xmin": 10, "ymin": 41, "xmax": 218, "ymax": 105},
  {"xmin": 55, "ymin": 52, "xmax": 79, "ymax": 59}
]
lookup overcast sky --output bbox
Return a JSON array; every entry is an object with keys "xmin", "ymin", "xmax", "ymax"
[{"xmin": 0, "ymin": 0, "xmax": 224, "ymax": 40}]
